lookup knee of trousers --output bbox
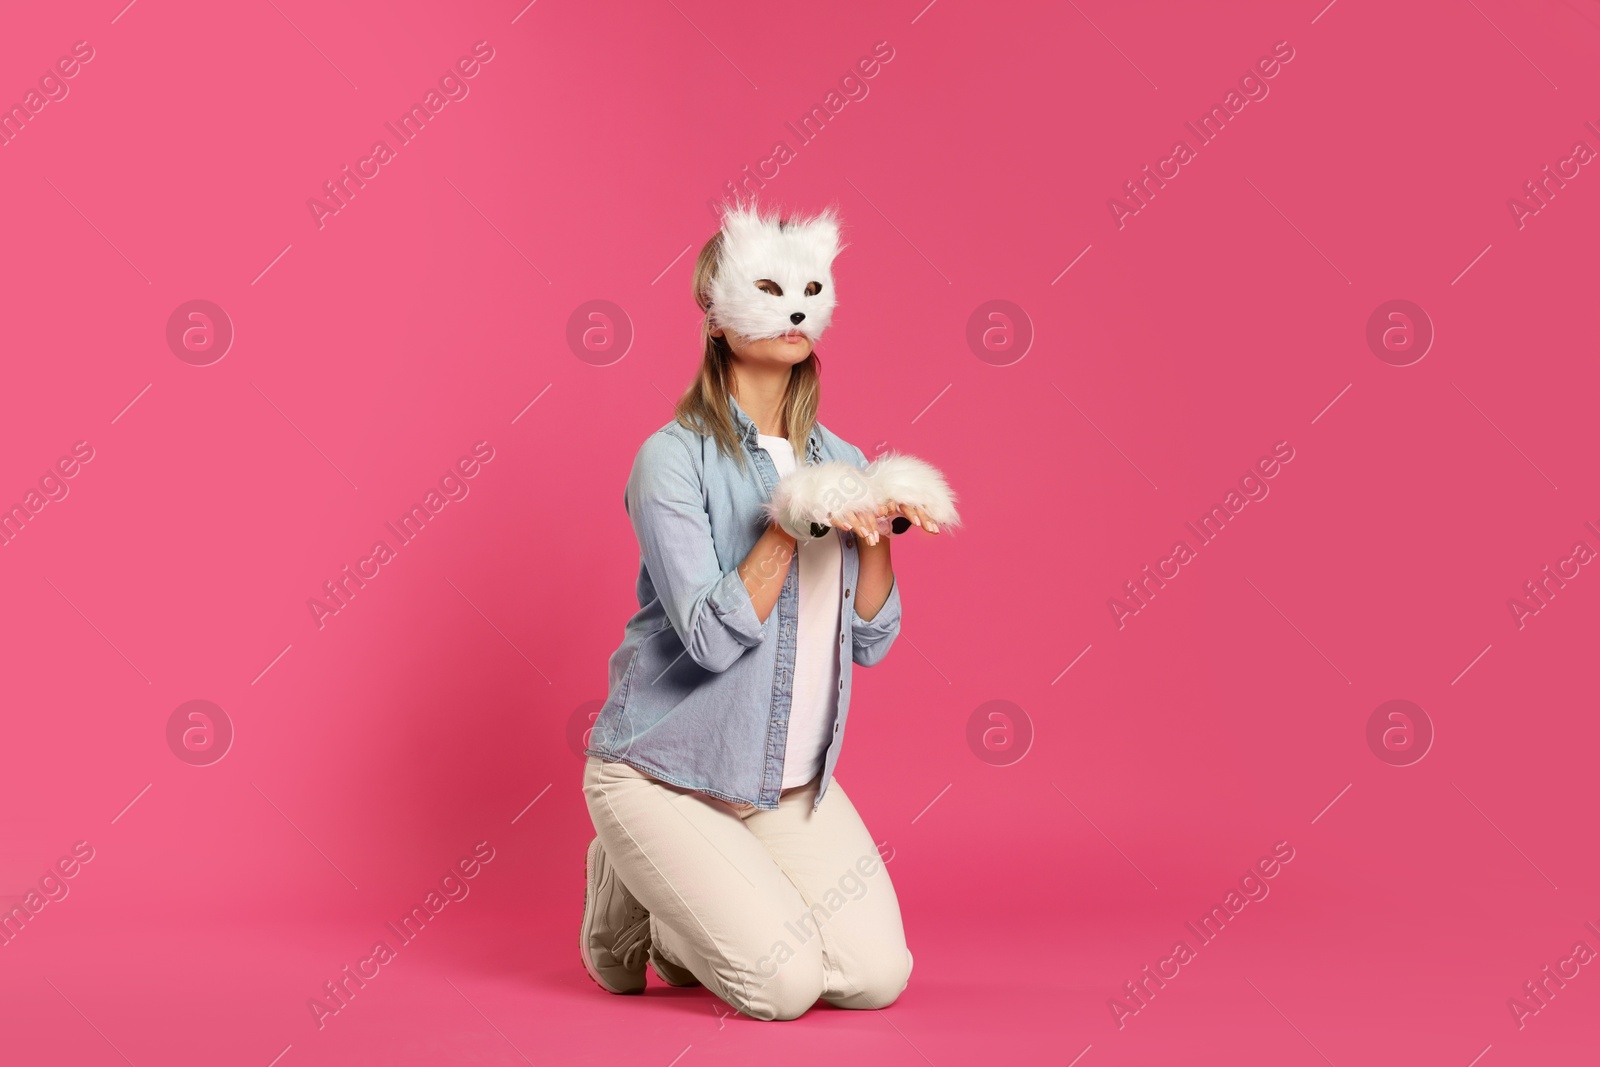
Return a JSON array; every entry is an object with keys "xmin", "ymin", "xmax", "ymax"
[
  {"xmin": 732, "ymin": 959, "xmax": 825, "ymax": 1022},
  {"xmin": 835, "ymin": 947, "xmax": 914, "ymax": 1009}
]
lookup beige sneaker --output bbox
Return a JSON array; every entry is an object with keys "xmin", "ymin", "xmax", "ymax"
[{"xmin": 580, "ymin": 837, "xmax": 650, "ymax": 994}]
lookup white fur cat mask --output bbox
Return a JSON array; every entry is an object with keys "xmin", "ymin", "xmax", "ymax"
[{"xmin": 707, "ymin": 203, "xmax": 843, "ymax": 344}]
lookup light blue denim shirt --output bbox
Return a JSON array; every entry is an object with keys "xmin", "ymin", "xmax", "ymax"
[{"xmin": 587, "ymin": 393, "xmax": 902, "ymax": 812}]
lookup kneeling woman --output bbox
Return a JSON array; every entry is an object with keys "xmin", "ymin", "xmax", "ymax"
[{"xmin": 579, "ymin": 203, "xmax": 957, "ymax": 1021}]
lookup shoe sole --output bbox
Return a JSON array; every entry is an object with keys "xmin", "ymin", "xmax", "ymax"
[{"xmin": 580, "ymin": 838, "xmax": 643, "ymax": 995}]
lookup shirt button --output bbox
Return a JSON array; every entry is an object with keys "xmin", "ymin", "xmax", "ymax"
[
  {"xmin": 844, "ymin": 588, "xmax": 851, "ymax": 598},
  {"xmin": 838, "ymin": 679, "xmax": 844, "ymax": 690}
]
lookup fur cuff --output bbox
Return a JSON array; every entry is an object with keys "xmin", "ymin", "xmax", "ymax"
[
  {"xmin": 762, "ymin": 453, "xmax": 961, "ymax": 540},
  {"xmin": 864, "ymin": 453, "xmax": 962, "ymax": 530},
  {"xmin": 761, "ymin": 460, "xmax": 875, "ymax": 541}
]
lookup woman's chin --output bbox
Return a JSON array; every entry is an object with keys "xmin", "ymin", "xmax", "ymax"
[
  {"xmin": 740, "ymin": 333, "xmax": 815, "ymax": 362},
  {"xmin": 779, "ymin": 337, "xmax": 814, "ymax": 360}
]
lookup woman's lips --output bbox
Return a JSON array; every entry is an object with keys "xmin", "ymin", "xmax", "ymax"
[{"xmin": 780, "ymin": 330, "xmax": 807, "ymax": 343}]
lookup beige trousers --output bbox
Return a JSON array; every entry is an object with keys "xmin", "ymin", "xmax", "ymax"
[{"xmin": 583, "ymin": 756, "xmax": 913, "ymax": 1021}]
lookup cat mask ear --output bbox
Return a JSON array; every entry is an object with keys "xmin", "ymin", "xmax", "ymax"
[{"xmin": 708, "ymin": 202, "xmax": 843, "ymax": 344}]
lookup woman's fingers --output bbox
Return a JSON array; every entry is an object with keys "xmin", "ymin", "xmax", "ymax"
[
  {"xmin": 892, "ymin": 503, "xmax": 939, "ymax": 535},
  {"xmin": 829, "ymin": 508, "xmax": 871, "ymax": 539},
  {"xmin": 858, "ymin": 509, "xmax": 880, "ymax": 544},
  {"xmin": 878, "ymin": 500, "xmax": 912, "ymax": 534},
  {"xmin": 832, "ymin": 504, "xmax": 945, "ymax": 541},
  {"xmin": 856, "ymin": 508, "xmax": 880, "ymax": 544}
]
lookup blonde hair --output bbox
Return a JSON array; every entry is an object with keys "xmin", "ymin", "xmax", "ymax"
[{"xmin": 673, "ymin": 225, "xmax": 822, "ymax": 474}]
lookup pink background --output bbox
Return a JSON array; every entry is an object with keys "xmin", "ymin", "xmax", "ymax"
[{"xmin": 3, "ymin": 0, "xmax": 1598, "ymax": 1064}]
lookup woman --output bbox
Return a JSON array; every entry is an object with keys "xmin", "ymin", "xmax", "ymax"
[{"xmin": 578, "ymin": 203, "xmax": 948, "ymax": 1021}]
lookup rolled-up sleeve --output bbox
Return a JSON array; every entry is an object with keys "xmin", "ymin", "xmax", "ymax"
[
  {"xmin": 628, "ymin": 433, "xmax": 765, "ymax": 673},
  {"xmin": 851, "ymin": 571, "xmax": 901, "ymax": 667}
]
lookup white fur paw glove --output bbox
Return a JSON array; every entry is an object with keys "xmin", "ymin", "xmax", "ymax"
[
  {"xmin": 864, "ymin": 453, "xmax": 961, "ymax": 534},
  {"xmin": 762, "ymin": 453, "xmax": 961, "ymax": 541},
  {"xmin": 762, "ymin": 460, "xmax": 876, "ymax": 541}
]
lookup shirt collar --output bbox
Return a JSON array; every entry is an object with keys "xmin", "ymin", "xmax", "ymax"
[{"xmin": 728, "ymin": 392, "xmax": 823, "ymax": 463}]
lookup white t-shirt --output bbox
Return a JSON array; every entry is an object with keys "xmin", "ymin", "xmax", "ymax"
[{"xmin": 756, "ymin": 434, "xmax": 843, "ymax": 788}]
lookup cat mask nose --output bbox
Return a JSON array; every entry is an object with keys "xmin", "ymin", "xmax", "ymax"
[{"xmin": 790, "ymin": 312, "xmax": 806, "ymax": 325}]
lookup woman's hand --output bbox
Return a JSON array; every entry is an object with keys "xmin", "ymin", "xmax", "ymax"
[
  {"xmin": 883, "ymin": 501, "xmax": 942, "ymax": 535},
  {"xmin": 827, "ymin": 505, "xmax": 882, "ymax": 544},
  {"xmin": 828, "ymin": 501, "xmax": 941, "ymax": 546}
]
